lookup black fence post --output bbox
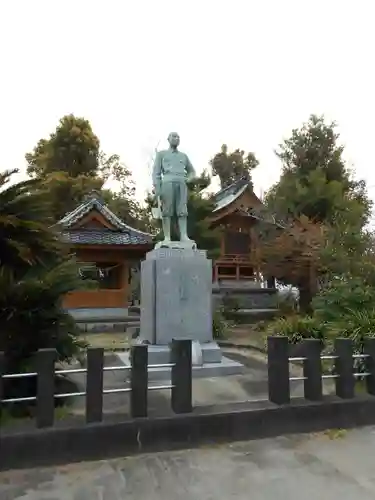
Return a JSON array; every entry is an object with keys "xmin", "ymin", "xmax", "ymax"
[
  {"xmin": 36, "ymin": 349, "xmax": 56, "ymax": 429},
  {"xmin": 334, "ymin": 338, "xmax": 355, "ymax": 399},
  {"xmin": 171, "ymin": 339, "xmax": 192, "ymax": 414},
  {"xmin": 130, "ymin": 345, "xmax": 148, "ymax": 418},
  {"xmin": 0, "ymin": 352, "xmax": 4, "ymax": 423},
  {"xmin": 268, "ymin": 336, "xmax": 290, "ymax": 404},
  {"xmin": 86, "ymin": 348, "xmax": 104, "ymax": 423},
  {"xmin": 303, "ymin": 339, "xmax": 323, "ymax": 401},
  {"xmin": 364, "ymin": 337, "xmax": 375, "ymax": 396}
]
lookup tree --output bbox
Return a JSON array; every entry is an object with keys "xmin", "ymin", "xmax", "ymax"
[
  {"xmin": 185, "ymin": 171, "xmax": 222, "ymax": 256},
  {"xmin": 266, "ymin": 114, "xmax": 371, "ymax": 226},
  {"xmin": 0, "ymin": 170, "xmax": 91, "ymax": 405},
  {"xmin": 26, "ymin": 114, "xmax": 100, "ymax": 178},
  {"xmin": 210, "ymin": 144, "xmax": 259, "ymax": 189},
  {"xmin": 100, "ymin": 154, "xmax": 151, "ymax": 231},
  {"xmin": 254, "ymin": 213, "xmax": 326, "ymax": 312},
  {"xmin": 262, "ymin": 115, "xmax": 373, "ymax": 310},
  {"xmin": 0, "ymin": 169, "xmax": 61, "ymax": 283},
  {"xmin": 25, "ymin": 115, "xmax": 147, "ymax": 227},
  {"xmin": 39, "ymin": 171, "xmax": 103, "ymax": 221}
]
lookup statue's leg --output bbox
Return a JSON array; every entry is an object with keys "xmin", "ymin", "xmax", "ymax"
[
  {"xmin": 176, "ymin": 181, "xmax": 191, "ymax": 241},
  {"xmin": 161, "ymin": 181, "xmax": 173, "ymax": 243},
  {"xmin": 162, "ymin": 217, "xmax": 171, "ymax": 241}
]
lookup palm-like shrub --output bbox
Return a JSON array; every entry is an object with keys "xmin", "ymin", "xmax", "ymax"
[
  {"xmin": 0, "ymin": 259, "xmax": 90, "ymax": 374},
  {"xmin": 265, "ymin": 314, "xmax": 325, "ymax": 345},
  {"xmin": 0, "ymin": 170, "xmax": 95, "ymax": 409},
  {"xmin": 0, "ymin": 169, "xmax": 61, "ymax": 283}
]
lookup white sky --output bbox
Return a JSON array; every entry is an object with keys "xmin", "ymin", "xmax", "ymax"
[{"xmin": 1, "ymin": 1, "xmax": 375, "ymax": 209}]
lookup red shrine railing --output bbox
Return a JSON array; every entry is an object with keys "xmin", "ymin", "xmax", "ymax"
[{"xmin": 213, "ymin": 254, "xmax": 257, "ymax": 281}]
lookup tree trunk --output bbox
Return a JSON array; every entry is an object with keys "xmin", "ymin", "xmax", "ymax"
[
  {"xmin": 299, "ymin": 286, "xmax": 313, "ymax": 314},
  {"xmin": 267, "ymin": 276, "xmax": 276, "ymax": 289}
]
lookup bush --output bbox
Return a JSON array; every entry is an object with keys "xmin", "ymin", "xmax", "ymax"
[
  {"xmin": 0, "ymin": 258, "xmax": 92, "ymax": 412},
  {"xmin": 276, "ymin": 288, "xmax": 299, "ymax": 315},
  {"xmin": 312, "ymin": 277, "xmax": 375, "ymax": 368},
  {"xmin": 312, "ymin": 276, "xmax": 375, "ymax": 324},
  {"xmin": 265, "ymin": 314, "xmax": 325, "ymax": 344},
  {"xmin": 0, "ymin": 259, "xmax": 89, "ymax": 374},
  {"xmin": 212, "ymin": 306, "xmax": 231, "ymax": 339},
  {"xmin": 221, "ymin": 294, "xmax": 241, "ymax": 321}
]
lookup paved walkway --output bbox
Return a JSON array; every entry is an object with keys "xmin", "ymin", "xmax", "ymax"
[
  {"xmin": 60, "ymin": 348, "xmax": 312, "ymax": 418},
  {"xmin": 2, "ymin": 427, "xmax": 375, "ymax": 499}
]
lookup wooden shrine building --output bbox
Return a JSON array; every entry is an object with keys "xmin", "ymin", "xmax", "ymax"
[
  {"xmin": 59, "ymin": 180, "xmax": 269, "ymax": 312},
  {"xmin": 58, "ymin": 195, "xmax": 153, "ymax": 311},
  {"xmin": 210, "ymin": 177, "xmax": 265, "ymax": 283}
]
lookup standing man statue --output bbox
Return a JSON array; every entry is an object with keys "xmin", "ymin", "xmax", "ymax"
[{"xmin": 152, "ymin": 132, "xmax": 196, "ymax": 247}]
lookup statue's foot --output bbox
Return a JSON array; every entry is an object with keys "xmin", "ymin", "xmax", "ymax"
[
  {"xmin": 179, "ymin": 236, "xmax": 197, "ymax": 249},
  {"xmin": 155, "ymin": 238, "xmax": 172, "ymax": 249}
]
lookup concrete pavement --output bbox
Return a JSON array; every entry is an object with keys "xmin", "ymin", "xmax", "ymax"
[{"xmin": 2, "ymin": 426, "xmax": 375, "ymax": 499}]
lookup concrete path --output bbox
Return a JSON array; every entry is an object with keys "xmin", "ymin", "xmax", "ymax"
[
  {"xmin": 62, "ymin": 348, "xmax": 313, "ymax": 418},
  {"xmin": 2, "ymin": 427, "xmax": 375, "ymax": 499}
]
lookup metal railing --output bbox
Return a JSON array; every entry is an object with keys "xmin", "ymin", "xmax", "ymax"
[
  {"xmin": 288, "ymin": 354, "xmax": 371, "ymax": 381},
  {"xmin": 0, "ymin": 340, "xmax": 192, "ymax": 429},
  {"xmin": 268, "ymin": 336, "xmax": 375, "ymax": 404},
  {"xmin": 3, "ymin": 336, "xmax": 375, "ymax": 431}
]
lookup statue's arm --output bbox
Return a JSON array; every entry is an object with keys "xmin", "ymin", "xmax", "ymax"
[
  {"xmin": 152, "ymin": 151, "xmax": 162, "ymax": 195},
  {"xmin": 186, "ymin": 155, "xmax": 196, "ymax": 181}
]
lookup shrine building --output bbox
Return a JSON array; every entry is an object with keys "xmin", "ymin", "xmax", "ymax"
[{"xmin": 58, "ymin": 178, "xmax": 268, "ymax": 314}]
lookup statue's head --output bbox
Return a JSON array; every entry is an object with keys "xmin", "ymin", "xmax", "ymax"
[{"xmin": 168, "ymin": 132, "xmax": 180, "ymax": 148}]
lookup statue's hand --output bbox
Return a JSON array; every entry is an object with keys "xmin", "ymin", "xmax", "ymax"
[{"xmin": 187, "ymin": 173, "xmax": 196, "ymax": 184}]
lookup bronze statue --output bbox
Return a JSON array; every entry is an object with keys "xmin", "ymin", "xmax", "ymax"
[{"xmin": 152, "ymin": 132, "xmax": 196, "ymax": 247}]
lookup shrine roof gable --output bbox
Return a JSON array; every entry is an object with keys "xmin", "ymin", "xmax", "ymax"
[
  {"xmin": 213, "ymin": 177, "xmax": 262, "ymax": 213},
  {"xmin": 57, "ymin": 194, "xmax": 153, "ymax": 246}
]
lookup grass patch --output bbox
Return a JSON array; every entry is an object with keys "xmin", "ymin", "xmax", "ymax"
[
  {"xmin": 79, "ymin": 332, "xmax": 131, "ymax": 351},
  {"xmin": 324, "ymin": 428, "xmax": 347, "ymax": 440}
]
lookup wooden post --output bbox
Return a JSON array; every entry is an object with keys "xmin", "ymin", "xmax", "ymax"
[
  {"xmin": 36, "ymin": 349, "xmax": 56, "ymax": 429},
  {"xmin": 86, "ymin": 348, "xmax": 104, "ymax": 423},
  {"xmin": 334, "ymin": 338, "xmax": 355, "ymax": 399},
  {"xmin": 364, "ymin": 338, "xmax": 375, "ymax": 396},
  {"xmin": 303, "ymin": 339, "xmax": 323, "ymax": 401},
  {"xmin": 171, "ymin": 339, "xmax": 192, "ymax": 413},
  {"xmin": 130, "ymin": 345, "xmax": 148, "ymax": 418},
  {"xmin": 0, "ymin": 352, "xmax": 4, "ymax": 423},
  {"xmin": 268, "ymin": 336, "xmax": 290, "ymax": 404}
]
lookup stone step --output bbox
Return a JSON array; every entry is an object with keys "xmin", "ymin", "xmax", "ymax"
[{"xmin": 77, "ymin": 321, "xmax": 140, "ymax": 333}]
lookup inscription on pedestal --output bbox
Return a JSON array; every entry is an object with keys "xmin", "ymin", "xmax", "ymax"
[{"xmin": 140, "ymin": 248, "xmax": 212, "ymax": 345}]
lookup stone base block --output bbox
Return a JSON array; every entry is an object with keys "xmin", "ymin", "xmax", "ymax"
[
  {"xmin": 140, "ymin": 247, "xmax": 212, "ymax": 345},
  {"xmin": 116, "ymin": 349, "xmax": 244, "ymax": 382},
  {"xmin": 131, "ymin": 341, "xmax": 222, "ymax": 365}
]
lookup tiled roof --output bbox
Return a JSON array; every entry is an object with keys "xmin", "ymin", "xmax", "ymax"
[
  {"xmin": 213, "ymin": 178, "xmax": 253, "ymax": 212},
  {"xmin": 62, "ymin": 229, "xmax": 152, "ymax": 246},
  {"xmin": 58, "ymin": 195, "xmax": 153, "ymax": 246}
]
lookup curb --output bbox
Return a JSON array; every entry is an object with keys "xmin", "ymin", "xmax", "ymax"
[
  {"xmin": 218, "ymin": 341, "xmax": 266, "ymax": 354},
  {"xmin": 2, "ymin": 396, "xmax": 375, "ymax": 471}
]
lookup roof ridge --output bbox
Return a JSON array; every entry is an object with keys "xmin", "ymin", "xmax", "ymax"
[{"xmin": 57, "ymin": 195, "xmax": 152, "ymax": 236}]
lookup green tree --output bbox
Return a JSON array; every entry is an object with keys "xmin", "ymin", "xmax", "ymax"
[
  {"xmin": 25, "ymin": 115, "xmax": 147, "ymax": 227},
  {"xmin": 210, "ymin": 144, "xmax": 259, "ymax": 189},
  {"xmin": 261, "ymin": 115, "xmax": 372, "ymax": 310},
  {"xmin": 186, "ymin": 171, "xmax": 221, "ymax": 256},
  {"xmin": 26, "ymin": 114, "xmax": 100, "ymax": 178},
  {"xmin": 0, "ymin": 170, "xmax": 89, "ymax": 380},
  {"xmin": 266, "ymin": 114, "xmax": 371, "ymax": 226},
  {"xmin": 0, "ymin": 169, "xmax": 61, "ymax": 283}
]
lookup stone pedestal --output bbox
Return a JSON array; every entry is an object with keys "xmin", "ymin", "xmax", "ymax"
[
  {"xmin": 117, "ymin": 246, "xmax": 243, "ymax": 379},
  {"xmin": 140, "ymin": 247, "xmax": 212, "ymax": 345}
]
